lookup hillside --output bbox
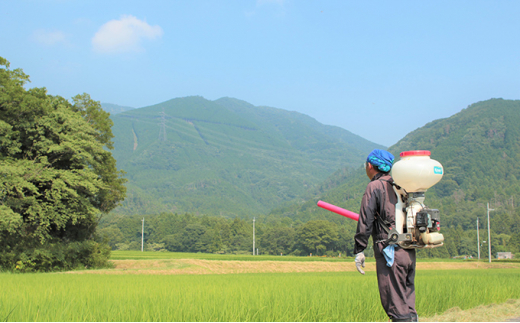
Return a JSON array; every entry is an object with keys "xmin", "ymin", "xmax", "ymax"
[
  {"xmin": 109, "ymin": 96, "xmax": 385, "ymax": 217},
  {"xmin": 97, "ymin": 98, "xmax": 520, "ymax": 258},
  {"xmin": 268, "ymin": 99, "xmax": 520, "ymax": 253},
  {"xmin": 215, "ymin": 97, "xmax": 380, "ymax": 155}
]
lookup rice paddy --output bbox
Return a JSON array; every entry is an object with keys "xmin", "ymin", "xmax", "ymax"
[
  {"xmin": 1, "ymin": 252, "xmax": 519, "ymax": 321},
  {"xmin": 0, "ymin": 254, "xmax": 520, "ymax": 322}
]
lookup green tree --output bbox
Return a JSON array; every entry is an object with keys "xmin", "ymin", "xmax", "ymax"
[
  {"xmin": 97, "ymin": 226, "xmax": 124, "ymax": 249},
  {"xmin": 0, "ymin": 57, "xmax": 126, "ymax": 271},
  {"xmin": 162, "ymin": 234, "xmax": 182, "ymax": 252},
  {"xmin": 297, "ymin": 220, "xmax": 339, "ymax": 256},
  {"xmin": 509, "ymin": 232, "xmax": 520, "ymax": 255},
  {"xmin": 180, "ymin": 224, "xmax": 207, "ymax": 252},
  {"xmin": 229, "ymin": 218, "xmax": 252, "ymax": 253},
  {"xmin": 457, "ymin": 236, "xmax": 477, "ymax": 257},
  {"xmin": 260, "ymin": 226, "xmax": 296, "ymax": 255},
  {"xmin": 336, "ymin": 226, "xmax": 355, "ymax": 257}
]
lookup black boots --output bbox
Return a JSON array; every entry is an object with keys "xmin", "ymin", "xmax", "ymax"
[{"xmin": 391, "ymin": 314, "xmax": 418, "ymax": 322}]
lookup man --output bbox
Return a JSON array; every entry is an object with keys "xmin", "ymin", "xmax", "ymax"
[{"xmin": 354, "ymin": 149, "xmax": 418, "ymax": 322}]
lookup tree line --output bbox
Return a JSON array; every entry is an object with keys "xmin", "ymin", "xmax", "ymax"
[
  {"xmin": 98, "ymin": 213, "xmax": 355, "ymax": 257},
  {"xmin": 97, "ymin": 210, "xmax": 520, "ymax": 258}
]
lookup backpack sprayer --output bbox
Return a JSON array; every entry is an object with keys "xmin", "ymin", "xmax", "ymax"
[{"xmin": 318, "ymin": 150, "xmax": 445, "ymax": 249}]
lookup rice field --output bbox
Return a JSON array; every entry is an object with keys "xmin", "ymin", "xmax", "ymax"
[
  {"xmin": 109, "ymin": 250, "xmax": 354, "ymax": 262},
  {"xmin": 108, "ymin": 250, "xmax": 479, "ymax": 262},
  {"xmin": 1, "ymin": 267, "xmax": 519, "ymax": 321}
]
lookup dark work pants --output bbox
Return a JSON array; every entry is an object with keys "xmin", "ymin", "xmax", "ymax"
[{"xmin": 374, "ymin": 244, "xmax": 417, "ymax": 321}]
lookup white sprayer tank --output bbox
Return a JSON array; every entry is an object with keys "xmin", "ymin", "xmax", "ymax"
[{"xmin": 391, "ymin": 150, "xmax": 444, "ymax": 192}]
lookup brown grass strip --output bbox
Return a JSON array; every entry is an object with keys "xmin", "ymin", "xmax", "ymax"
[
  {"xmin": 67, "ymin": 259, "xmax": 520, "ymax": 275},
  {"xmin": 424, "ymin": 299, "xmax": 520, "ymax": 322}
]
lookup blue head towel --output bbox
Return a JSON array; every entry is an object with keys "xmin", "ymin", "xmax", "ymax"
[
  {"xmin": 383, "ymin": 244, "xmax": 396, "ymax": 267},
  {"xmin": 367, "ymin": 149, "xmax": 395, "ymax": 173}
]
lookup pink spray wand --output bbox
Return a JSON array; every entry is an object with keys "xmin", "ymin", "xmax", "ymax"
[{"xmin": 317, "ymin": 200, "xmax": 359, "ymax": 221}]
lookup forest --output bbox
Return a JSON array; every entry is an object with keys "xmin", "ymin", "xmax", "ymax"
[
  {"xmin": 107, "ymin": 96, "xmax": 384, "ymax": 217},
  {"xmin": 98, "ymin": 99, "xmax": 520, "ymax": 259},
  {"xmin": 98, "ymin": 205, "xmax": 520, "ymax": 259}
]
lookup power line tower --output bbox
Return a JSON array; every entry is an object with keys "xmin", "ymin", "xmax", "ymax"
[{"xmin": 158, "ymin": 108, "xmax": 167, "ymax": 141}]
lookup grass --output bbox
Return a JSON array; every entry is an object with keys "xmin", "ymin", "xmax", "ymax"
[
  {"xmin": 424, "ymin": 299, "xmax": 520, "ymax": 322},
  {"xmin": 1, "ymin": 268, "xmax": 519, "ymax": 321},
  {"xmin": 109, "ymin": 250, "xmax": 474, "ymax": 262}
]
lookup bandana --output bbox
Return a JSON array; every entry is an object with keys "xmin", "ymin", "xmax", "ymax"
[
  {"xmin": 383, "ymin": 244, "xmax": 396, "ymax": 267},
  {"xmin": 367, "ymin": 149, "xmax": 394, "ymax": 173}
]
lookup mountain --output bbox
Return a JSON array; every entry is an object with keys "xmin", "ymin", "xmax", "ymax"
[
  {"xmin": 269, "ymin": 99, "xmax": 520, "ymax": 234},
  {"xmin": 215, "ymin": 97, "xmax": 380, "ymax": 155},
  {"xmin": 109, "ymin": 96, "xmax": 385, "ymax": 217},
  {"xmin": 101, "ymin": 103, "xmax": 135, "ymax": 115}
]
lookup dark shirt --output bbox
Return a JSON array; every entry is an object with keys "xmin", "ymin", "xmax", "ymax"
[{"xmin": 354, "ymin": 172, "xmax": 397, "ymax": 254}]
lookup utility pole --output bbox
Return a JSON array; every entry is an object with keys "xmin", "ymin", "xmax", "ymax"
[
  {"xmin": 477, "ymin": 217, "xmax": 480, "ymax": 260},
  {"xmin": 141, "ymin": 217, "xmax": 144, "ymax": 252},
  {"xmin": 253, "ymin": 217, "xmax": 255, "ymax": 256},
  {"xmin": 487, "ymin": 203, "xmax": 494, "ymax": 263}
]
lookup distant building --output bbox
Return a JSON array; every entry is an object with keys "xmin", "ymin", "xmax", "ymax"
[{"xmin": 496, "ymin": 252, "xmax": 513, "ymax": 259}]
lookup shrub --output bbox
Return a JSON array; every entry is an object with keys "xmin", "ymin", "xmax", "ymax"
[{"xmin": 0, "ymin": 240, "xmax": 112, "ymax": 273}]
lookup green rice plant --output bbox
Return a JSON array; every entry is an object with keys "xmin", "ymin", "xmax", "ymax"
[
  {"xmin": 110, "ymin": 250, "xmax": 469, "ymax": 263},
  {"xmin": 1, "ymin": 269, "xmax": 518, "ymax": 322},
  {"xmin": 416, "ymin": 269, "xmax": 520, "ymax": 317},
  {"xmin": 110, "ymin": 250, "xmax": 356, "ymax": 262}
]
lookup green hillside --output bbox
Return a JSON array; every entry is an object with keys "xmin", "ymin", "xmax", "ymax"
[
  {"xmin": 267, "ymin": 98, "xmax": 520, "ymax": 256},
  {"xmin": 109, "ymin": 96, "xmax": 384, "ymax": 217},
  {"xmin": 215, "ymin": 97, "xmax": 381, "ymax": 155},
  {"xmin": 272, "ymin": 99, "xmax": 520, "ymax": 215},
  {"xmin": 98, "ymin": 98, "xmax": 520, "ymax": 257}
]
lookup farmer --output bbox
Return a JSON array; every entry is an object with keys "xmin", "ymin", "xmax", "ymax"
[{"xmin": 353, "ymin": 149, "xmax": 418, "ymax": 322}]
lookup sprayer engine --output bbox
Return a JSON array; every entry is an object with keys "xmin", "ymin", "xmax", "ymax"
[
  {"xmin": 317, "ymin": 150, "xmax": 446, "ymax": 249},
  {"xmin": 416, "ymin": 208, "xmax": 440, "ymax": 233},
  {"xmin": 389, "ymin": 151, "xmax": 445, "ymax": 249},
  {"xmin": 387, "ymin": 194, "xmax": 444, "ymax": 248}
]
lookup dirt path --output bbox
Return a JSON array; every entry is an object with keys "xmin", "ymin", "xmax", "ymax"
[
  {"xmin": 72, "ymin": 259, "xmax": 520, "ymax": 275},
  {"xmin": 423, "ymin": 299, "xmax": 520, "ymax": 322}
]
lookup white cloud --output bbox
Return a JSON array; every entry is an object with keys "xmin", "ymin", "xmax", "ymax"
[
  {"xmin": 92, "ymin": 15, "xmax": 163, "ymax": 54},
  {"xmin": 32, "ymin": 29, "xmax": 68, "ymax": 46}
]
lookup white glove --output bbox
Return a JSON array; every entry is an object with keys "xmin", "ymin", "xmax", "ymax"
[{"xmin": 355, "ymin": 252, "xmax": 365, "ymax": 275}]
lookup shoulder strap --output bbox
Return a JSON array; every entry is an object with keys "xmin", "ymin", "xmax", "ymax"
[
  {"xmin": 380, "ymin": 178, "xmax": 401, "ymax": 190},
  {"xmin": 375, "ymin": 179, "xmax": 393, "ymax": 234}
]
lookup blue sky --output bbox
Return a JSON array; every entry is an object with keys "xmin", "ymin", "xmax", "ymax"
[{"xmin": 1, "ymin": 0, "xmax": 519, "ymax": 146}]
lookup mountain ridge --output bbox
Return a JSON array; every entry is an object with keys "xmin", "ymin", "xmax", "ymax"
[
  {"xmin": 108, "ymin": 96, "xmax": 385, "ymax": 217},
  {"xmin": 268, "ymin": 98, "xmax": 520, "ymax": 232}
]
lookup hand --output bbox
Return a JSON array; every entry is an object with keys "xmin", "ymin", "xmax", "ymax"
[{"xmin": 355, "ymin": 252, "xmax": 365, "ymax": 275}]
